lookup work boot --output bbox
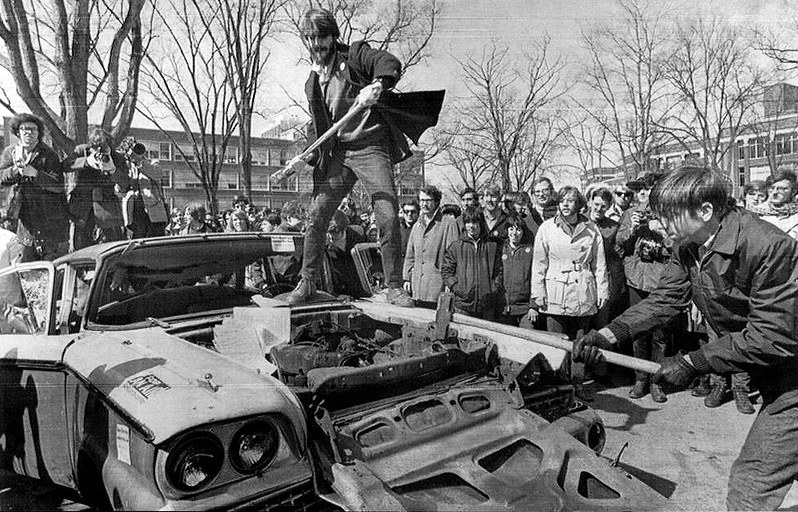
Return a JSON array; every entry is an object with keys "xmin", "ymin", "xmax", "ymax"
[
  {"xmin": 691, "ymin": 375, "xmax": 711, "ymax": 397},
  {"xmin": 385, "ymin": 287, "xmax": 414, "ymax": 307},
  {"xmin": 732, "ymin": 388, "xmax": 755, "ymax": 415},
  {"xmin": 650, "ymin": 383, "xmax": 668, "ymax": 403},
  {"xmin": 628, "ymin": 380, "xmax": 649, "ymax": 399},
  {"xmin": 704, "ymin": 383, "xmax": 729, "ymax": 408},
  {"xmin": 285, "ymin": 277, "xmax": 316, "ymax": 305}
]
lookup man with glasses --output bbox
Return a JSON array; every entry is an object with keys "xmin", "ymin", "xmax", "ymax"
[
  {"xmin": 399, "ymin": 200, "xmax": 419, "ymax": 260},
  {"xmin": 403, "ymin": 185, "xmax": 459, "ymax": 308},
  {"xmin": 760, "ymin": 169, "xmax": 798, "ymax": 240},
  {"xmin": 609, "ymin": 186, "xmax": 633, "ymax": 222},
  {"xmin": 528, "ymin": 177, "xmax": 558, "ymax": 235},
  {"xmin": 0, "ymin": 113, "xmax": 69, "ymax": 260}
]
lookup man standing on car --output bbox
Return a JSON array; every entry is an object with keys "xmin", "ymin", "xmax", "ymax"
[
  {"xmin": 573, "ymin": 166, "xmax": 798, "ymax": 511},
  {"xmin": 283, "ymin": 8, "xmax": 415, "ymax": 307}
]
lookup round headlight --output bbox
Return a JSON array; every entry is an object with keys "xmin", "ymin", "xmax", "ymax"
[
  {"xmin": 230, "ymin": 420, "xmax": 279, "ymax": 473},
  {"xmin": 166, "ymin": 433, "xmax": 224, "ymax": 492}
]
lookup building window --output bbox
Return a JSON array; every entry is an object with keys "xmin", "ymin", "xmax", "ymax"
[
  {"xmin": 159, "ymin": 142, "xmax": 172, "ymax": 161},
  {"xmin": 225, "ymin": 147, "xmax": 239, "ymax": 164},
  {"xmin": 160, "ymin": 169, "xmax": 173, "ymax": 189},
  {"xmin": 738, "ymin": 167, "xmax": 746, "ymax": 187},
  {"xmin": 252, "ymin": 148, "xmax": 269, "ymax": 166},
  {"xmin": 252, "ymin": 174, "xmax": 270, "ymax": 191},
  {"xmin": 174, "ymin": 146, "xmax": 195, "ymax": 162},
  {"xmin": 280, "ymin": 150, "xmax": 289, "ymax": 165},
  {"xmin": 737, "ymin": 140, "xmax": 745, "ymax": 160},
  {"xmin": 272, "ymin": 175, "xmax": 298, "ymax": 192}
]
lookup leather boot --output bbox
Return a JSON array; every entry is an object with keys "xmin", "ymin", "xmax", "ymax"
[
  {"xmin": 691, "ymin": 375, "xmax": 711, "ymax": 397},
  {"xmin": 628, "ymin": 380, "xmax": 649, "ymax": 399},
  {"xmin": 650, "ymin": 383, "xmax": 668, "ymax": 403},
  {"xmin": 732, "ymin": 388, "xmax": 755, "ymax": 415},
  {"xmin": 704, "ymin": 382, "xmax": 729, "ymax": 408},
  {"xmin": 285, "ymin": 277, "xmax": 316, "ymax": 305}
]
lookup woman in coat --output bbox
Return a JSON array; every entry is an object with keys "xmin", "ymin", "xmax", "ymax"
[
  {"xmin": 402, "ymin": 185, "xmax": 459, "ymax": 308},
  {"xmin": 531, "ymin": 186, "xmax": 608, "ymax": 338}
]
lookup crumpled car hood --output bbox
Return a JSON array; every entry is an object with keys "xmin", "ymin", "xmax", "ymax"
[{"xmin": 63, "ymin": 328, "xmax": 306, "ymax": 444}]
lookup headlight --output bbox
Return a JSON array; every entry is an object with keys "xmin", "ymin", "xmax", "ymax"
[
  {"xmin": 165, "ymin": 433, "xmax": 224, "ymax": 492},
  {"xmin": 230, "ymin": 420, "xmax": 279, "ymax": 473}
]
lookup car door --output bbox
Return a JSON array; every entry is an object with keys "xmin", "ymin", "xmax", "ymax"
[
  {"xmin": 0, "ymin": 261, "xmax": 77, "ymax": 488},
  {"xmin": 350, "ymin": 242, "xmax": 381, "ymax": 295}
]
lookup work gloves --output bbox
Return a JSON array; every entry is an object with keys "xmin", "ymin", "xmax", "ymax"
[
  {"xmin": 652, "ymin": 353, "xmax": 700, "ymax": 389},
  {"xmin": 572, "ymin": 329, "xmax": 613, "ymax": 366}
]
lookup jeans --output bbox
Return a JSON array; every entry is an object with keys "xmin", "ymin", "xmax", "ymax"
[
  {"xmin": 727, "ymin": 403, "xmax": 798, "ymax": 510},
  {"xmin": 301, "ymin": 143, "xmax": 402, "ymax": 287},
  {"xmin": 547, "ymin": 314, "xmax": 592, "ymax": 384}
]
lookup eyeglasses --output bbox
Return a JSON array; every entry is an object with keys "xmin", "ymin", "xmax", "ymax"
[
  {"xmin": 615, "ymin": 192, "xmax": 633, "ymax": 197},
  {"xmin": 18, "ymin": 126, "xmax": 38, "ymax": 133},
  {"xmin": 403, "ymin": 209, "xmax": 418, "ymax": 215},
  {"xmin": 533, "ymin": 190, "xmax": 549, "ymax": 195}
]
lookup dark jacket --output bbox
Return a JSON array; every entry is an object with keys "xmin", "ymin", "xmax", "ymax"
[
  {"xmin": 441, "ymin": 233, "xmax": 503, "ymax": 315},
  {"xmin": 616, "ymin": 204, "xmax": 669, "ymax": 292},
  {"xmin": 304, "ymin": 41, "xmax": 444, "ymax": 191},
  {"xmin": 0, "ymin": 142, "xmax": 69, "ymax": 244},
  {"xmin": 607, "ymin": 208, "xmax": 798, "ymax": 411},
  {"xmin": 484, "ymin": 209, "xmax": 509, "ymax": 241},
  {"xmin": 595, "ymin": 217, "xmax": 626, "ymax": 300},
  {"xmin": 525, "ymin": 201, "xmax": 558, "ymax": 236},
  {"xmin": 501, "ymin": 242, "xmax": 535, "ymax": 315},
  {"xmin": 399, "ymin": 220, "xmax": 413, "ymax": 260},
  {"xmin": 63, "ymin": 148, "xmax": 130, "ymax": 228}
]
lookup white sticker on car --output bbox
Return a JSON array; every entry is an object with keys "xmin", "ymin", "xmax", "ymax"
[
  {"xmin": 116, "ymin": 424, "xmax": 131, "ymax": 465},
  {"xmin": 271, "ymin": 235, "xmax": 296, "ymax": 253}
]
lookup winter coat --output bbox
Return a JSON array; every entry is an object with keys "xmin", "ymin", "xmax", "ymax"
[
  {"xmin": 403, "ymin": 209, "xmax": 459, "ymax": 302},
  {"xmin": 594, "ymin": 217, "xmax": 626, "ymax": 301},
  {"xmin": 531, "ymin": 214, "xmax": 609, "ymax": 317},
  {"xmin": 758, "ymin": 202, "xmax": 798, "ymax": 240},
  {"xmin": 606, "ymin": 208, "xmax": 798, "ymax": 411},
  {"xmin": 441, "ymin": 234, "xmax": 503, "ymax": 315},
  {"xmin": 616, "ymin": 204, "xmax": 669, "ymax": 292},
  {"xmin": 484, "ymin": 209, "xmax": 509, "ymax": 240},
  {"xmin": 124, "ymin": 161, "xmax": 168, "ymax": 225},
  {"xmin": 501, "ymin": 242, "xmax": 535, "ymax": 315},
  {"xmin": 0, "ymin": 142, "xmax": 69, "ymax": 245},
  {"xmin": 63, "ymin": 149, "xmax": 130, "ymax": 228}
]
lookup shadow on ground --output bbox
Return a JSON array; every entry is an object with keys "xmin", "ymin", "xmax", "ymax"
[
  {"xmin": 619, "ymin": 462, "xmax": 678, "ymax": 499},
  {"xmin": 591, "ymin": 391, "xmax": 660, "ymax": 432}
]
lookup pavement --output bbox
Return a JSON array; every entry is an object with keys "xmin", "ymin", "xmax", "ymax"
[{"xmin": 2, "ymin": 376, "xmax": 795, "ymax": 511}]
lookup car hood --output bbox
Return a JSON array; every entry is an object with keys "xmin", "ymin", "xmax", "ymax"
[{"xmin": 63, "ymin": 328, "xmax": 306, "ymax": 445}]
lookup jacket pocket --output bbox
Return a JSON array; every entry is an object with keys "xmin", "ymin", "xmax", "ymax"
[{"xmin": 545, "ymin": 273, "xmax": 568, "ymax": 305}]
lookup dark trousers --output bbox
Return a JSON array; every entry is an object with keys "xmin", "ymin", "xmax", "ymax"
[
  {"xmin": 301, "ymin": 144, "xmax": 402, "ymax": 287},
  {"xmin": 547, "ymin": 314, "xmax": 592, "ymax": 384},
  {"xmin": 629, "ymin": 287, "xmax": 666, "ymax": 382},
  {"xmin": 727, "ymin": 403, "xmax": 798, "ymax": 510},
  {"xmin": 70, "ymin": 214, "xmax": 124, "ymax": 251}
]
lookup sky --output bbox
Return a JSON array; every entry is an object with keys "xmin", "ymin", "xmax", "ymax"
[{"xmin": 0, "ymin": 0, "xmax": 793, "ymax": 190}]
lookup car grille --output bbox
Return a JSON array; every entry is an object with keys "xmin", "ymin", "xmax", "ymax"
[
  {"xmin": 524, "ymin": 386, "xmax": 575, "ymax": 423},
  {"xmin": 263, "ymin": 481, "xmax": 339, "ymax": 511}
]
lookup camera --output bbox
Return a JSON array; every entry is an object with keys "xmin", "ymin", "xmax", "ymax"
[{"xmin": 638, "ymin": 237, "xmax": 670, "ymax": 263}]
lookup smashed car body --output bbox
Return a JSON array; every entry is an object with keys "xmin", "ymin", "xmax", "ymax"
[{"xmin": 0, "ymin": 233, "xmax": 667, "ymax": 510}]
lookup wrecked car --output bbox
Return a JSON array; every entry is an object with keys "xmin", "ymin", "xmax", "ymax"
[{"xmin": 0, "ymin": 233, "xmax": 666, "ymax": 510}]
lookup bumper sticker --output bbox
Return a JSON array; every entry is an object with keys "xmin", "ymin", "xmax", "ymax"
[{"xmin": 116, "ymin": 424, "xmax": 131, "ymax": 465}]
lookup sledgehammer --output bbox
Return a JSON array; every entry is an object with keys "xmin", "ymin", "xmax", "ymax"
[{"xmin": 450, "ymin": 312, "xmax": 662, "ymax": 375}]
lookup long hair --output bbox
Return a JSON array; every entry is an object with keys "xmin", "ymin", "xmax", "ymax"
[{"xmin": 650, "ymin": 166, "xmax": 732, "ymax": 222}]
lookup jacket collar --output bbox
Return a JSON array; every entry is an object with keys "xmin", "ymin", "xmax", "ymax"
[
  {"xmin": 709, "ymin": 208, "xmax": 741, "ymax": 256},
  {"xmin": 554, "ymin": 213, "xmax": 590, "ymax": 236}
]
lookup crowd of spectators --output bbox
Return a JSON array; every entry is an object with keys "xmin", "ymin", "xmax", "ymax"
[{"xmin": 6, "ymin": 112, "xmax": 798, "ymax": 416}]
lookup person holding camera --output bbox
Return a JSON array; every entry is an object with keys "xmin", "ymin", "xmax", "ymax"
[
  {"xmin": 120, "ymin": 137, "xmax": 169, "ymax": 239},
  {"xmin": 64, "ymin": 128, "xmax": 131, "ymax": 250},
  {"xmin": 0, "ymin": 113, "xmax": 69, "ymax": 260},
  {"xmin": 616, "ymin": 171, "xmax": 673, "ymax": 402}
]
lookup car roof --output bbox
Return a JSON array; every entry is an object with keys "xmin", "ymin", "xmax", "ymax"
[{"xmin": 53, "ymin": 232, "xmax": 299, "ymax": 265}]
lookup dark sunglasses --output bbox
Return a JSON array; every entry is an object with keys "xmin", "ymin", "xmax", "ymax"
[
  {"xmin": 403, "ymin": 209, "xmax": 418, "ymax": 214},
  {"xmin": 615, "ymin": 191, "xmax": 633, "ymax": 197}
]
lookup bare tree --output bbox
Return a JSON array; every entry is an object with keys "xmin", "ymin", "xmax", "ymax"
[
  {"xmin": 0, "ymin": 0, "xmax": 145, "ymax": 152},
  {"xmin": 441, "ymin": 39, "xmax": 567, "ymax": 193},
  {"xmin": 219, "ymin": 0, "xmax": 284, "ymax": 197},
  {"xmin": 139, "ymin": 0, "xmax": 238, "ymax": 214},
  {"xmin": 562, "ymin": 112, "xmax": 610, "ymax": 178},
  {"xmin": 577, "ymin": 0, "xmax": 672, "ymax": 181},
  {"xmin": 658, "ymin": 17, "xmax": 767, "ymax": 172}
]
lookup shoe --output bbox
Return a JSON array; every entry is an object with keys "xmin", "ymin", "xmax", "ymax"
[
  {"xmin": 691, "ymin": 375, "xmax": 711, "ymax": 397},
  {"xmin": 628, "ymin": 380, "xmax": 648, "ymax": 399},
  {"xmin": 650, "ymin": 383, "xmax": 668, "ymax": 403},
  {"xmin": 704, "ymin": 384, "xmax": 729, "ymax": 408},
  {"xmin": 732, "ymin": 388, "xmax": 755, "ymax": 415},
  {"xmin": 385, "ymin": 287, "xmax": 414, "ymax": 307},
  {"xmin": 285, "ymin": 277, "xmax": 316, "ymax": 305}
]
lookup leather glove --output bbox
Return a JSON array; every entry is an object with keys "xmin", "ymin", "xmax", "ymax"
[
  {"xmin": 572, "ymin": 329, "xmax": 613, "ymax": 366},
  {"xmin": 652, "ymin": 353, "xmax": 700, "ymax": 389}
]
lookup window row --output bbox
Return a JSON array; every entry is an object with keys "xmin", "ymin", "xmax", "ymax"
[
  {"xmin": 141, "ymin": 141, "xmax": 293, "ymax": 166},
  {"xmin": 157, "ymin": 169, "xmax": 299, "ymax": 192},
  {"xmin": 738, "ymin": 133, "xmax": 798, "ymax": 160}
]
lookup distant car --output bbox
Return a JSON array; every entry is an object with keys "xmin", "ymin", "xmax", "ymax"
[{"xmin": 0, "ymin": 233, "xmax": 666, "ymax": 510}]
